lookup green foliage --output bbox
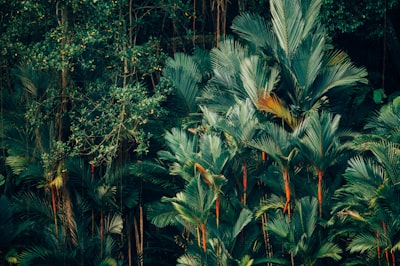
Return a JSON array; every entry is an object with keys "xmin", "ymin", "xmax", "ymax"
[
  {"xmin": 321, "ymin": 0, "xmax": 399, "ymax": 38},
  {"xmin": 69, "ymin": 82, "xmax": 165, "ymax": 164},
  {"xmin": 1, "ymin": 0, "xmax": 400, "ymax": 265}
]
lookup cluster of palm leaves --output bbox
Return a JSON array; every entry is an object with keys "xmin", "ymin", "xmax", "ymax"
[
  {"xmin": 147, "ymin": 0, "xmax": 400, "ymax": 265},
  {"xmin": 1, "ymin": 0, "xmax": 400, "ymax": 265}
]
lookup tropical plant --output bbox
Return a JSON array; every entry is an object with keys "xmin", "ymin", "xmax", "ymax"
[
  {"xmin": 263, "ymin": 197, "xmax": 342, "ymax": 265},
  {"xmin": 231, "ymin": 0, "xmax": 368, "ymax": 122},
  {"xmin": 332, "ymin": 97, "xmax": 400, "ymax": 265},
  {"xmin": 250, "ymin": 122, "xmax": 298, "ymax": 216},
  {"xmin": 294, "ymin": 111, "xmax": 350, "ymax": 217}
]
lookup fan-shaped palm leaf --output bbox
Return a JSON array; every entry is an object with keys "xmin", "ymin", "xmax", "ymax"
[
  {"xmin": 267, "ymin": 197, "xmax": 342, "ymax": 264},
  {"xmin": 364, "ymin": 96, "xmax": 400, "ymax": 142},
  {"xmin": 104, "ymin": 214, "xmax": 123, "ymax": 235},
  {"xmin": 270, "ymin": 0, "xmax": 304, "ymax": 57},
  {"xmin": 231, "ymin": 13, "xmax": 273, "ymax": 49},
  {"xmin": 157, "ymin": 128, "xmax": 198, "ymax": 181},
  {"xmin": 163, "ymin": 53, "xmax": 202, "ymax": 114}
]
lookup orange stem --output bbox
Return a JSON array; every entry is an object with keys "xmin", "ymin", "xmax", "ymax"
[
  {"xmin": 51, "ymin": 187, "xmax": 57, "ymax": 216},
  {"xmin": 317, "ymin": 170, "xmax": 323, "ymax": 217},
  {"xmin": 376, "ymin": 231, "xmax": 381, "ymax": 259},
  {"xmin": 261, "ymin": 151, "xmax": 266, "ymax": 162},
  {"xmin": 386, "ymin": 249, "xmax": 389, "ymax": 263},
  {"xmin": 392, "ymin": 252, "xmax": 396, "ymax": 266},
  {"xmin": 283, "ymin": 169, "xmax": 291, "ymax": 215},
  {"xmin": 201, "ymin": 223, "xmax": 207, "ymax": 252},
  {"xmin": 195, "ymin": 163, "xmax": 212, "ymax": 186},
  {"xmin": 216, "ymin": 194, "xmax": 220, "ymax": 228}
]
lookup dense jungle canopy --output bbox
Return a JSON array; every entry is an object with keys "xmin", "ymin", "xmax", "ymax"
[{"xmin": 1, "ymin": 0, "xmax": 400, "ymax": 265}]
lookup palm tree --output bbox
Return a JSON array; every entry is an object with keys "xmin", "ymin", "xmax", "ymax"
[
  {"xmin": 333, "ymin": 138, "xmax": 400, "ymax": 265},
  {"xmin": 361, "ymin": 95, "xmax": 400, "ymax": 144},
  {"xmin": 250, "ymin": 122, "xmax": 298, "ymax": 216},
  {"xmin": 294, "ymin": 111, "xmax": 350, "ymax": 217},
  {"xmin": 201, "ymin": 98, "xmax": 261, "ymax": 205},
  {"xmin": 231, "ymin": 0, "xmax": 368, "ymax": 121},
  {"xmin": 263, "ymin": 197, "xmax": 342, "ymax": 266},
  {"xmin": 151, "ymin": 126, "xmax": 270, "ymax": 264}
]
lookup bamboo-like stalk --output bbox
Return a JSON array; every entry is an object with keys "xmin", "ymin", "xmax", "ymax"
[
  {"xmin": 391, "ymin": 252, "xmax": 396, "ymax": 266},
  {"xmin": 197, "ymin": 226, "xmax": 201, "ymax": 249},
  {"xmin": 91, "ymin": 163, "xmax": 95, "ymax": 238},
  {"xmin": 140, "ymin": 206, "xmax": 144, "ymax": 266},
  {"xmin": 51, "ymin": 186, "xmax": 58, "ymax": 234},
  {"xmin": 317, "ymin": 170, "xmax": 323, "ymax": 217},
  {"xmin": 201, "ymin": 223, "xmax": 207, "ymax": 252},
  {"xmin": 133, "ymin": 210, "xmax": 144, "ymax": 266},
  {"xmin": 261, "ymin": 151, "xmax": 266, "ymax": 162},
  {"xmin": 283, "ymin": 169, "xmax": 291, "ymax": 217},
  {"xmin": 243, "ymin": 161, "xmax": 248, "ymax": 205},
  {"xmin": 376, "ymin": 231, "xmax": 381, "ymax": 260},
  {"xmin": 216, "ymin": 193, "xmax": 220, "ymax": 228}
]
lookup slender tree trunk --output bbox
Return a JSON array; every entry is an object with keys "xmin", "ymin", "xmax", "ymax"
[
  {"xmin": 317, "ymin": 170, "xmax": 323, "ymax": 217},
  {"xmin": 201, "ymin": 223, "xmax": 207, "ymax": 252},
  {"xmin": 51, "ymin": 186, "xmax": 58, "ymax": 233},
  {"xmin": 283, "ymin": 169, "xmax": 291, "ymax": 217},
  {"xmin": 391, "ymin": 252, "xmax": 395, "ymax": 266},
  {"xmin": 133, "ymin": 207, "xmax": 144, "ymax": 266},
  {"xmin": 243, "ymin": 160, "xmax": 247, "ymax": 205}
]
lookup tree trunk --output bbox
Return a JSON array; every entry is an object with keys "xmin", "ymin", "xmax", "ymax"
[
  {"xmin": 283, "ymin": 169, "xmax": 291, "ymax": 217},
  {"xmin": 317, "ymin": 170, "xmax": 324, "ymax": 217}
]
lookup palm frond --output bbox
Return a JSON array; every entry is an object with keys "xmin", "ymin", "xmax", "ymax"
[
  {"xmin": 313, "ymin": 242, "xmax": 342, "ymax": 261},
  {"xmin": 290, "ymin": 31, "xmax": 325, "ymax": 105},
  {"xmin": 13, "ymin": 64, "xmax": 54, "ymax": 98},
  {"xmin": 202, "ymin": 99, "xmax": 260, "ymax": 152},
  {"xmin": 302, "ymin": 0, "xmax": 322, "ymax": 38},
  {"xmin": 250, "ymin": 122, "xmax": 296, "ymax": 167},
  {"xmin": 295, "ymin": 111, "xmax": 344, "ymax": 171},
  {"xmin": 5, "ymin": 155, "xmax": 28, "ymax": 175},
  {"xmin": 198, "ymin": 133, "xmax": 230, "ymax": 174},
  {"xmin": 364, "ymin": 97, "xmax": 400, "ymax": 143},
  {"xmin": 256, "ymin": 92, "xmax": 298, "ymax": 129},
  {"xmin": 210, "ymin": 37, "xmax": 248, "ymax": 73},
  {"xmin": 367, "ymin": 141, "xmax": 400, "ymax": 183},
  {"xmin": 98, "ymin": 257, "xmax": 117, "ymax": 266},
  {"xmin": 255, "ymin": 194, "xmax": 285, "ymax": 218},
  {"xmin": 231, "ymin": 208, "xmax": 253, "ymax": 240},
  {"xmin": 231, "ymin": 13, "xmax": 274, "ymax": 50},
  {"xmin": 12, "ymin": 191, "xmax": 54, "ymax": 222},
  {"xmin": 347, "ymin": 232, "xmax": 381, "ymax": 254},
  {"xmin": 18, "ymin": 246, "xmax": 53, "ymax": 266},
  {"xmin": 296, "ymin": 197, "xmax": 318, "ymax": 238},
  {"xmin": 270, "ymin": 0, "xmax": 304, "ymax": 56},
  {"xmin": 176, "ymin": 253, "xmax": 201, "ymax": 266},
  {"xmin": 240, "ymin": 56, "xmax": 275, "ymax": 105},
  {"xmin": 163, "ymin": 53, "xmax": 202, "ymax": 113},
  {"xmin": 267, "ymin": 212, "xmax": 291, "ymax": 240},
  {"xmin": 104, "ymin": 214, "xmax": 123, "ymax": 235},
  {"xmin": 146, "ymin": 201, "xmax": 179, "ymax": 228},
  {"xmin": 317, "ymin": 50, "xmax": 368, "ymax": 95}
]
